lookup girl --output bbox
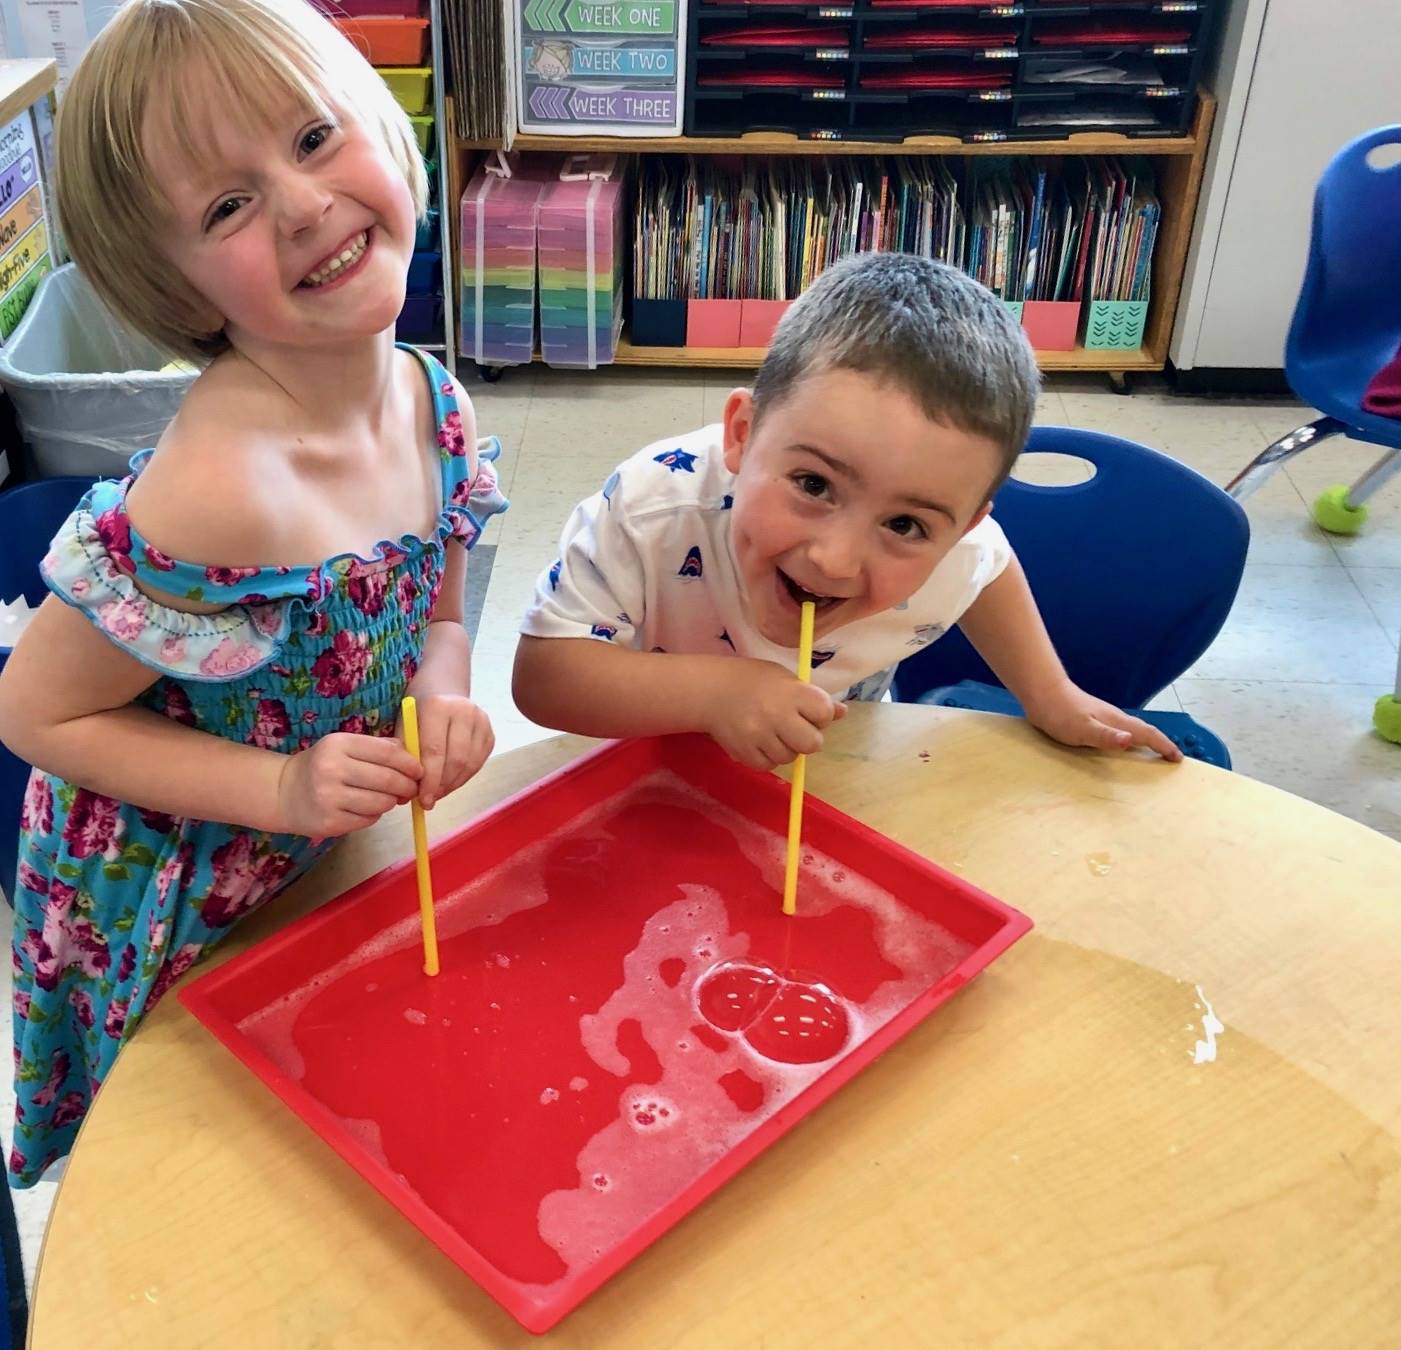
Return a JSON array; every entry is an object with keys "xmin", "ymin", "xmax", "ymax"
[{"xmin": 0, "ymin": 0, "xmax": 505, "ymax": 1184}]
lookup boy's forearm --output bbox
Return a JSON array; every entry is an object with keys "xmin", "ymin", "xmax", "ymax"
[
  {"xmin": 956, "ymin": 558, "xmax": 1072, "ymax": 715},
  {"xmin": 8, "ymin": 705, "xmax": 289, "ymax": 832},
  {"xmin": 514, "ymin": 636, "xmax": 731, "ymax": 738}
]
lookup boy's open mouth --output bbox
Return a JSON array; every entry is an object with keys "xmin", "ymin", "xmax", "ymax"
[{"xmin": 778, "ymin": 569, "xmax": 845, "ymax": 613}]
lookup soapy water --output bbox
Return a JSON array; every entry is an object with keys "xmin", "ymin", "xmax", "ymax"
[{"xmin": 233, "ymin": 769, "xmax": 975, "ymax": 1297}]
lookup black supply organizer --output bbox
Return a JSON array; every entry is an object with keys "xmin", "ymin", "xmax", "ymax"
[{"xmin": 684, "ymin": 0, "xmax": 1217, "ymax": 142}]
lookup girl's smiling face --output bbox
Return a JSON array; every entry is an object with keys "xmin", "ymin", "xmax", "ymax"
[{"xmin": 146, "ymin": 81, "xmax": 415, "ymax": 353}]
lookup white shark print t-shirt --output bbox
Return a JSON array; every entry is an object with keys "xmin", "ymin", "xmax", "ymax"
[{"xmin": 520, "ymin": 425, "xmax": 1012, "ymax": 700}]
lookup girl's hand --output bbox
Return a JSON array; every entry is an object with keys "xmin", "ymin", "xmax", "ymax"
[
  {"xmin": 277, "ymin": 733, "xmax": 424, "ymax": 837},
  {"xmin": 403, "ymin": 694, "xmax": 494, "ymax": 808},
  {"xmin": 702, "ymin": 659, "xmax": 845, "ymax": 772},
  {"xmin": 1023, "ymin": 682, "xmax": 1183, "ymax": 762}
]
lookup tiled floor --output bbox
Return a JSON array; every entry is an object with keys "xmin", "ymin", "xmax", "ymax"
[{"xmin": 5, "ymin": 365, "xmax": 1400, "ymax": 1293}]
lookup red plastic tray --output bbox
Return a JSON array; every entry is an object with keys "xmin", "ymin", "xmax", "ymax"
[{"xmin": 180, "ymin": 735, "xmax": 1031, "ymax": 1333}]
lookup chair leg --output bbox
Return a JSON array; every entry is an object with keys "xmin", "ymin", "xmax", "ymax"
[
  {"xmin": 1345, "ymin": 448, "xmax": 1401, "ymax": 507},
  {"xmin": 1375, "ymin": 641, "xmax": 1401, "ymax": 745},
  {"xmin": 1225, "ymin": 416, "xmax": 1347, "ymax": 501}
]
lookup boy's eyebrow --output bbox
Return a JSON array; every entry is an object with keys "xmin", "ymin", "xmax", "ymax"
[
  {"xmin": 898, "ymin": 493, "xmax": 958, "ymax": 524},
  {"xmin": 798, "ymin": 444, "xmax": 958, "ymax": 523},
  {"xmin": 798, "ymin": 444, "xmax": 864, "ymax": 486}
]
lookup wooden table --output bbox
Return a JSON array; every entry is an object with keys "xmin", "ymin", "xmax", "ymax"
[{"xmin": 30, "ymin": 705, "xmax": 1401, "ymax": 1346}]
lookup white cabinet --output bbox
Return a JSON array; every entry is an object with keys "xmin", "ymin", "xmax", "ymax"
[{"xmin": 1172, "ymin": 0, "xmax": 1401, "ymax": 371}]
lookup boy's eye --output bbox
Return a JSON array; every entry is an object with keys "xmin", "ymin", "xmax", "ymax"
[
  {"xmin": 298, "ymin": 123, "xmax": 335, "ymax": 157},
  {"xmin": 886, "ymin": 515, "xmax": 928, "ymax": 540},
  {"xmin": 793, "ymin": 472, "xmax": 829, "ymax": 498}
]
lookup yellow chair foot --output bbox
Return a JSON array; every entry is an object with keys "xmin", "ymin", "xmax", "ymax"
[
  {"xmin": 1375, "ymin": 695, "xmax": 1401, "ymax": 744},
  {"xmin": 1313, "ymin": 485, "xmax": 1368, "ymax": 535}
]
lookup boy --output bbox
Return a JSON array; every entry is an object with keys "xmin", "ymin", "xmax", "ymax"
[{"xmin": 514, "ymin": 253, "xmax": 1178, "ymax": 768}]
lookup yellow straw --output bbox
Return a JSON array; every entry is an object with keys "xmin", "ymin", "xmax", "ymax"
[
  {"xmin": 782, "ymin": 601, "xmax": 816, "ymax": 917},
  {"xmin": 399, "ymin": 697, "xmax": 440, "ymax": 977}
]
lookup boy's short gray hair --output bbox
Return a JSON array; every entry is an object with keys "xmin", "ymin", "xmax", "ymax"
[{"xmin": 753, "ymin": 253, "xmax": 1040, "ymax": 492}]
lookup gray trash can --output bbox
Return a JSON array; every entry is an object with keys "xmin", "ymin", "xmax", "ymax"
[{"xmin": 0, "ymin": 264, "xmax": 196, "ymax": 478}]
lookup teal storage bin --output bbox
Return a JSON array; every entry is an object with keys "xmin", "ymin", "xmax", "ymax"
[{"xmin": 1085, "ymin": 300, "xmax": 1149, "ymax": 351}]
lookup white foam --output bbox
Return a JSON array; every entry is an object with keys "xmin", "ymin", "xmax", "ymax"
[{"xmin": 531, "ymin": 773, "xmax": 974, "ymax": 1285}]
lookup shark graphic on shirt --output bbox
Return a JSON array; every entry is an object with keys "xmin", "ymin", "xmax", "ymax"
[{"xmin": 653, "ymin": 448, "xmax": 699, "ymax": 474}]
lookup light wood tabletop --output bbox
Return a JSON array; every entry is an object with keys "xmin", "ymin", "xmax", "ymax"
[{"xmin": 29, "ymin": 704, "xmax": 1401, "ymax": 1347}]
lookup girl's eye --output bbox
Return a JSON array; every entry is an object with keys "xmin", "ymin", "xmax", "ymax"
[
  {"xmin": 207, "ymin": 197, "xmax": 244, "ymax": 228},
  {"xmin": 299, "ymin": 123, "xmax": 334, "ymax": 157},
  {"xmin": 794, "ymin": 472, "xmax": 829, "ymax": 498},
  {"xmin": 887, "ymin": 515, "xmax": 928, "ymax": 540}
]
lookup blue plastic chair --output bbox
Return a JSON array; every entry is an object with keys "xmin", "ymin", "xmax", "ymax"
[
  {"xmin": 890, "ymin": 427, "xmax": 1248, "ymax": 768},
  {"xmin": 1225, "ymin": 125, "xmax": 1401, "ymax": 741},
  {"xmin": 0, "ymin": 477, "xmax": 95, "ymax": 903}
]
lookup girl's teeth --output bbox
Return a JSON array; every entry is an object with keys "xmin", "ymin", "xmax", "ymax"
[{"xmin": 304, "ymin": 234, "xmax": 366, "ymax": 286}]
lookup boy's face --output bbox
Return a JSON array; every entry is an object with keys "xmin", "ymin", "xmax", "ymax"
[{"xmin": 722, "ymin": 368, "xmax": 1004, "ymax": 647}]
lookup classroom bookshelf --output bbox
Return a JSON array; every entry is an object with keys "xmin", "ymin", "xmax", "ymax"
[
  {"xmin": 447, "ymin": 87, "xmax": 1215, "ymax": 381},
  {"xmin": 329, "ymin": 0, "xmax": 456, "ymax": 356}
]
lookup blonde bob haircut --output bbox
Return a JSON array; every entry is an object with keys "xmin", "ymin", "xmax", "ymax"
[{"xmin": 56, "ymin": 0, "xmax": 429, "ymax": 363}]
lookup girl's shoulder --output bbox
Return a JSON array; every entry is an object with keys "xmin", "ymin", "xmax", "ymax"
[{"xmin": 128, "ymin": 359, "xmax": 293, "ymax": 567}]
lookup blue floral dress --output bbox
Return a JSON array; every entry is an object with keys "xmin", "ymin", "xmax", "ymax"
[{"xmin": 8, "ymin": 347, "xmax": 505, "ymax": 1186}]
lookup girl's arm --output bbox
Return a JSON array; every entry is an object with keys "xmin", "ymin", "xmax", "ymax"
[
  {"xmin": 400, "ymin": 540, "xmax": 493, "ymax": 808},
  {"xmin": 0, "ymin": 596, "xmax": 423, "ymax": 835}
]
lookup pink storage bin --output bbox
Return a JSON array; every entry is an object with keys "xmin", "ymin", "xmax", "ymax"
[
  {"xmin": 687, "ymin": 299, "xmax": 743, "ymax": 347},
  {"xmin": 738, "ymin": 299, "xmax": 791, "ymax": 348}
]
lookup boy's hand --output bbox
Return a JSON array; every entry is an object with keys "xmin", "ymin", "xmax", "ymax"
[
  {"xmin": 277, "ymin": 733, "xmax": 424, "ymax": 837},
  {"xmin": 401, "ymin": 693, "xmax": 495, "ymax": 808},
  {"xmin": 1023, "ymin": 682, "xmax": 1183, "ymax": 762},
  {"xmin": 703, "ymin": 659, "xmax": 846, "ymax": 771}
]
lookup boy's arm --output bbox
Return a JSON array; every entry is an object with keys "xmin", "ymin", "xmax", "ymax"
[
  {"xmin": 514, "ymin": 638, "xmax": 840, "ymax": 771},
  {"xmin": 515, "ymin": 460, "xmax": 839, "ymax": 770},
  {"xmin": 955, "ymin": 558, "xmax": 1182, "ymax": 761}
]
